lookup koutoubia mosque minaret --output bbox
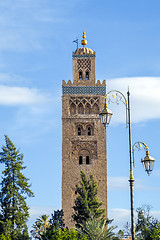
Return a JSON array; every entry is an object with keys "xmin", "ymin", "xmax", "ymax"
[{"xmin": 62, "ymin": 31, "xmax": 107, "ymax": 228}]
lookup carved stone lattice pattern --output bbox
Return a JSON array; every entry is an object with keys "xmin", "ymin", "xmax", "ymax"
[
  {"xmin": 77, "ymin": 59, "xmax": 91, "ymax": 70},
  {"xmin": 71, "ymin": 140, "xmax": 97, "ymax": 160},
  {"xmin": 62, "ymin": 86, "xmax": 106, "ymax": 95},
  {"xmin": 70, "ymin": 96, "xmax": 99, "ymax": 115}
]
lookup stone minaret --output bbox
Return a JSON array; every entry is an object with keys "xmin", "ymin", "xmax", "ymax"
[{"xmin": 62, "ymin": 31, "xmax": 107, "ymax": 228}]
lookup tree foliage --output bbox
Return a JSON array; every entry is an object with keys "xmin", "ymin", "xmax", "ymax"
[
  {"xmin": 122, "ymin": 221, "xmax": 131, "ymax": 237},
  {"xmin": 41, "ymin": 227, "xmax": 87, "ymax": 240},
  {"xmin": 135, "ymin": 205, "xmax": 158, "ymax": 240},
  {"xmin": 49, "ymin": 209, "xmax": 65, "ymax": 230},
  {"xmin": 72, "ymin": 171, "xmax": 105, "ymax": 227},
  {"xmin": 31, "ymin": 210, "xmax": 87, "ymax": 240},
  {"xmin": 0, "ymin": 234, "xmax": 11, "ymax": 240},
  {"xmin": 0, "ymin": 135, "xmax": 34, "ymax": 239},
  {"xmin": 150, "ymin": 222, "xmax": 160, "ymax": 239},
  {"xmin": 31, "ymin": 210, "xmax": 65, "ymax": 239},
  {"xmin": 76, "ymin": 218, "xmax": 116, "ymax": 240},
  {"xmin": 31, "ymin": 214, "xmax": 50, "ymax": 239}
]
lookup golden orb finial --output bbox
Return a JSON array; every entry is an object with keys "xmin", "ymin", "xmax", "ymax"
[{"xmin": 81, "ymin": 30, "xmax": 87, "ymax": 46}]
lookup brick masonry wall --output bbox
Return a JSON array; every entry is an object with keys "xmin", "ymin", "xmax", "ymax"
[
  {"xmin": 62, "ymin": 47, "xmax": 107, "ymax": 228},
  {"xmin": 62, "ymin": 94, "xmax": 107, "ymax": 228}
]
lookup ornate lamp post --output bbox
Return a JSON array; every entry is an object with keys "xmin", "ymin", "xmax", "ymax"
[
  {"xmin": 99, "ymin": 98, "xmax": 113, "ymax": 125},
  {"xmin": 132, "ymin": 141, "xmax": 155, "ymax": 176},
  {"xmin": 99, "ymin": 90, "xmax": 155, "ymax": 240}
]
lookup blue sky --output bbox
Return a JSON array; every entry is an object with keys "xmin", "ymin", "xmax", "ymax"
[{"xmin": 0, "ymin": 0, "xmax": 160, "ymax": 234}]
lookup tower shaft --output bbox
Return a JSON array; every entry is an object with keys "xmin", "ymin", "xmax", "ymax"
[{"xmin": 62, "ymin": 32, "xmax": 107, "ymax": 228}]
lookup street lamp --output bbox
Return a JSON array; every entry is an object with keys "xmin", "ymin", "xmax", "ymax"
[
  {"xmin": 132, "ymin": 141, "xmax": 155, "ymax": 176},
  {"xmin": 99, "ymin": 99, "xmax": 113, "ymax": 126},
  {"xmin": 99, "ymin": 89, "xmax": 155, "ymax": 240}
]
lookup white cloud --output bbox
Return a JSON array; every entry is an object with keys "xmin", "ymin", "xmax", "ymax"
[
  {"xmin": 108, "ymin": 177, "xmax": 128, "ymax": 190},
  {"xmin": 109, "ymin": 208, "xmax": 160, "ymax": 231},
  {"xmin": 108, "ymin": 176, "xmax": 159, "ymax": 191},
  {"xmin": 109, "ymin": 208, "xmax": 130, "ymax": 230},
  {"xmin": 0, "ymin": 85, "xmax": 49, "ymax": 106},
  {"xmin": 29, "ymin": 205, "xmax": 58, "ymax": 218},
  {"xmin": 0, "ymin": 77, "xmax": 62, "ymax": 144},
  {"xmin": 0, "ymin": 73, "xmax": 31, "ymax": 85},
  {"xmin": 106, "ymin": 77, "xmax": 160, "ymax": 123},
  {"xmin": 151, "ymin": 210, "xmax": 160, "ymax": 219}
]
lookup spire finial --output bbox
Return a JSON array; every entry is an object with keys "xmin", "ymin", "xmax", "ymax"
[{"xmin": 81, "ymin": 30, "xmax": 87, "ymax": 47}]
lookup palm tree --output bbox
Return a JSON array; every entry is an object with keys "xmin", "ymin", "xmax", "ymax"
[
  {"xmin": 31, "ymin": 214, "xmax": 50, "ymax": 239},
  {"xmin": 30, "ymin": 220, "xmax": 41, "ymax": 239},
  {"xmin": 77, "ymin": 218, "xmax": 116, "ymax": 240}
]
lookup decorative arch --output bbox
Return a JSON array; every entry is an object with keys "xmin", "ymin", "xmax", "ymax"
[
  {"xmin": 79, "ymin": 71, "xmax": 82, "ymax": 80},
  {"xmin": 77, "ymin": 125, "xmax": 83, "ymax": 136},
  {"xmin": 78, "ymin": 149, "xmax": 91, "ymax": 165},
  {"xmin": 85, "ymin": 103, "xmax": 91, "ymax": 114},
  {"xmin": 92, "ymin": 103, "xmax": 99, "ymax": 114},
  {"xmin": 86, "ymin": 125, "xmax": 94, "ymax": 136},
  {"xmin": 86, "ymin": 71, "xmax": 89, "ymax": 80},
  {"xmin": 71, "ymin": 140, "xmax": 97, "ymax": 161},
  {"xmin": 78, "ymin": 103, "xmax": 84, "ymax": 114},
  {"xmin": 70, "ymin": 103, "xmax": 76, "ymax": 115}
]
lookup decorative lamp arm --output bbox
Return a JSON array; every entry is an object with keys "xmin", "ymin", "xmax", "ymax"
[
  {"xmin": 132, "ymin": 141, "xmax": 155, "ymax": 175},
  {"xmin": 105, "ymin": 90, "xmax": 128, "ymax": 128}
]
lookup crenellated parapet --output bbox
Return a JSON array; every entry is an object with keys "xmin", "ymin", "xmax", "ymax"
[
  {"xmin": 62, "ymin": 79, "xmax": 106, "ymax": 86},
  {"xmin": 62, "ymin": 80, "xmax": 106, "ymax": 95}
]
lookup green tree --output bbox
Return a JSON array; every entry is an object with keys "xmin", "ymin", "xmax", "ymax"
[
  {"xmin": 135, "ymin": 205, "xmax": 157, "ymax": 240},
  {"xmin": 119, "ymin": 221, "xmax": 131, "ymax": 238},
  {"xmin": 76, "ymin": 218, "xmax": 116, "ymax": 240},
  {"xmin": 41, "ymin": 227, "xmax": 88, "ymax": 240},
  {"xmin": 49, "ymin": 209, "xmax": 65, "ymax": 230},
  {"xmin": 73, "ymin": 171, "xmax": 105, "ymax": 227},
  {"xmin": 31, "ymin": 210, "xmax": 65, "ymax": 239},
  {"xmin": 31, "ymin": 214, "xmax": 50, "ymax": 239},
  {"xmin": 0, "ymin": 234, "xmax": 11, "ymax": 240},
  {"xmin": 117, "ymin": 229, "xmax": 124, "ymax": 239},
  {"xmin": 0, "ymin": 135, "xmax": 34, "ymax": 239},
  {"xmin": 150, "ymin": 222, "xmax": 160, "ymax": 239}
]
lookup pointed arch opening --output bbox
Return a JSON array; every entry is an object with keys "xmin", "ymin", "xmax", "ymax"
[
  {"xmin": 70, "ymin": 103, "xmax": 76, "ymax": 115},
  {"xmin": 86, "ymin": 156, "xmax": 90, "ymax": 164},
  {"xmin": 79, "ymin": 156, "xmax": 83, "ymax": 165},
  {"xmin": 77, "ymin": 125, "xmax": 83, "ymax": 136},
  {"xmin": 86, "ymin": 71, "xmax": 89, "ymax": 80},
  {"xmin": 92, "ymin": 103, "xmax": 99, "ymax": 114},
  {"xmin": 79, "ymin": 71, "xmax": 82, "ymax": 80},
  {"xmin": 85, "ymin": 103, "xmax": 91, "ymax": 114},
  {"xmin": 78, "ymin": 103, "xmax": 84, "ymax": 114},
  {"xmin": 78, "ymin": 149, "xmax": 91, "ymax": 165}
]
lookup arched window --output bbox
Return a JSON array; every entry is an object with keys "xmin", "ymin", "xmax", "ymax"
[
  {"xmin": 70, "ymin": 103, "xmax": 76, "ymax": 115},
  {"xmin": 86, "ymin": 156, "xmax": 90, "ymax": 164},
  {"xmin": 92, "ymin": 103, "xmax": 99, "ymax": 114},
  {"xmin": 79, "ymin": 156, "xmax": 83, "ymax": 165},
  {"xmin": 78, "ymin": 103, "xmax": 84, "ymax": 114},
  {"xmin": 86, "ymin": 125, "xmax": 93, "ymax": 136},
  {"xmin": 88, "ymin": 127, "xmax": 91, "ymax": 136},
  {"xmin": 78, "ymin": 127, "xmax": 82, "ymax": 136},
  {"xmin": 79, "ymin": 72, "xmax": 82, "ymax": 80},
  {"xmin": 85, "ymin": 103, "xmax": 91, "ymax": 114},
  {"xmin": 78, "ymin": 149, "xmax": 91, "ymax": 165},
  {"xmin": 86, "ymin": 72, "xmax": 89, "ymax": 80}
]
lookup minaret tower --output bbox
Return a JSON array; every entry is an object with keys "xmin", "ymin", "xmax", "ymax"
[{"xmin": 62, "ymin": 31, "xmax": 107, "ymax": 228}]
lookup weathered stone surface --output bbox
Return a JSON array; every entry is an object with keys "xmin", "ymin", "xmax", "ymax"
[{"xmin": 62, "ymin": 45, "xmax": 107, "ymax": 228}]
